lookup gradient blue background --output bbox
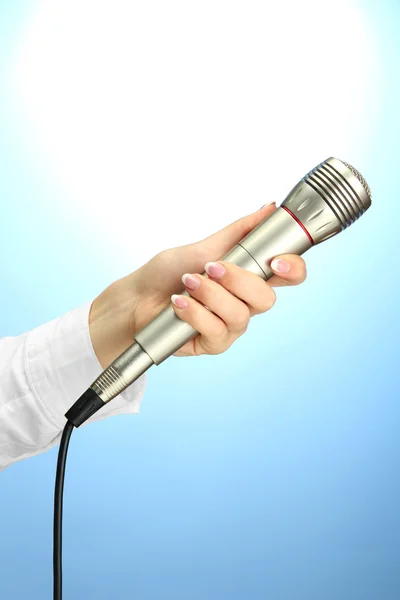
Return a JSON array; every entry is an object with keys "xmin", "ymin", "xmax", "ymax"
[{"xmin": 0, "ymin": 1, "xmax": 399, "ymax": 599}]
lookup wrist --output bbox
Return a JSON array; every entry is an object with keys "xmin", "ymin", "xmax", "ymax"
[{"xmin": 88, "ymin": 279, "xmax": 137, "ymax": 370}]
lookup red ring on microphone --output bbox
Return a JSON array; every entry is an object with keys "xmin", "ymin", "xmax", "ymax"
[{"xmin": 281, "ymin": 205, "xmax": 315, "ymax": 246}]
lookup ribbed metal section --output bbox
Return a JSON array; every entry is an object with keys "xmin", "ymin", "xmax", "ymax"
[
  {"xmin": 341, "ymin": 160, "xmax": 372, "ymax": 202},
  {"xmin": 305, "ymin": 160, "xmax": 369, "ymax": 229},
  {"xmin": 94, "ymin": 365, "xmax": 127, "ymax": 400}
]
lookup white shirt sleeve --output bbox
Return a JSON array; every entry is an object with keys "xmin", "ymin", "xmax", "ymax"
[{"xmin": 0, "ymin": 300, "xmax": 146, "ymax": 471}]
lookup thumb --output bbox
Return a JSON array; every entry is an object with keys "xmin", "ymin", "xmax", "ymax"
[{"xmin": 196, "ymin": 202, "xmax": 276, "ymax": 257}]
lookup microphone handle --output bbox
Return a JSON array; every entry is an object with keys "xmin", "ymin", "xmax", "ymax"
[
  {"xmin": 66, "ymin": 206, "xmax": 313, "ymax": 423},
  {"xmin": 134, "ymin": 206, "xmax": 311, "ymax": 365},
  {"xmin": 66, "ymin": 160, "xmax": 369, "ymax": 425}
]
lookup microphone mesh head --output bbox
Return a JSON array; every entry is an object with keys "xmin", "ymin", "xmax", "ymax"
[
  {"xmin": 340, "ymin": 160, "xmax": 372, "ymax": 203},
  {"xmin": 304, "ymin": 157, "xmax": 372, "ymax": 229}
]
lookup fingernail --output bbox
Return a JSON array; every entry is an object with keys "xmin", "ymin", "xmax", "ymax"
[
  {"xmin": 171, "ymin": 294, "xmax": 189, "ymax": 308},
  {"xmin": 271, "ymin": 258, "xmax": 290, "ymax": 273},
  {"xmin": 182, "ymin": 273, "xmax": 200, "ymax": 291},
  {"xmin": 259, "ymin": 201, "xmax": 276, "ymax": 210},
  {"xmin": 205, "ymin": 262, "xmax": 226, "ymax": 279}
]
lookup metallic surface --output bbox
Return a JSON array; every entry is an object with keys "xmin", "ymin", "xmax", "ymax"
[
  {"xmin": 134, "ymin": 209, "xmax": 311, "ymax": 365},
  {"xmin": 341, "ymin": 159, "xmax": 372, "ymax": 203},
  {"xmin": 88, "ymin": 157, "xmax": 372, "ymax": 403},
  {"xmin": 299, "ymin": 157, "xmax": 371, "ymax": 235},
  {"xmin": 91, "ymin": 341, "xmax": 153, "ymax": 403},
  {"xmin": 238, "ymin": 207, "xmax": 312, "ymax": 277},
  {"xmin": 134, "ymin": 237, "xmax": 297, "ymax": 366}
]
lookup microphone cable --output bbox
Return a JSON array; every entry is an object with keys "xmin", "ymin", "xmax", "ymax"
[{"xmin": 53, "ymin": 421, "xmax": 74, "ymax": 600}]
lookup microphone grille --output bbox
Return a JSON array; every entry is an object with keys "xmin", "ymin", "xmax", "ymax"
[
  {"xmin": 340, "ymin": 160, "xmax": 372, "ymax": 203},
  {"xmin": 304, "ymin": 157, "xmax": 372, "ymax": 229}
]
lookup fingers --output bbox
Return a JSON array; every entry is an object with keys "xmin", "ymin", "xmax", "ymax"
[
  {"xmin": 202, "ymin": 255, "xmax": 306, "ymax": 292},
  {"xmin": 200, "ymin": 262, "xmax": 276, "ymax": 316},
  {"xmin": 181, "ymin": 272, "xmax": 252, "ymax": 333},
  {"xmin": 170, "ymin": 253, "xmax": 307, "ymax": 355},
  {"xmin": 170, "ymin": 265, "xmax": 266, "ymax": 354},
  {"xmin": 268, "ymin": 254, "xmax": 307, "ymax": 287},
  {"xmin": 171, "ymin": 293, "xmax": 230, "ymax": 355}
]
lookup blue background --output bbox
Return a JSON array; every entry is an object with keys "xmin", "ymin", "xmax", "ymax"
[{"xmin": 0, "ymin": 1, "xmax": 399, "ymax": 599}]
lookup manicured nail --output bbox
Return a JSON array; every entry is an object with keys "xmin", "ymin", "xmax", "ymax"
[
  {"xmin": 205, "ymin": 262, "xmax": 226, "ymax": 279},
  {"xmin": 182, "ymin": 273, "xmax": 200, "ymax": 291},
  {"xmin": 171, "ymin": 294, "xmax": 189, "ymax": 308},
  {"xmin": 259, "ymin": 201, "xmax": 276, "ymax": 210},
  {"xmin": 271, "ymin": 258, "xmax": 291, "ymax": 274}
]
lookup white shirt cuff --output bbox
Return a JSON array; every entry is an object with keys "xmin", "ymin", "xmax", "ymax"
[{"xmin": 25, "ymin": 300, "xmax": 147, "ymax": 431}]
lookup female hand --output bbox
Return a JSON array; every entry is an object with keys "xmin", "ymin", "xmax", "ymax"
[{"xmin": 89, "ymin": 203, "xmax": 307, "ymax": 369}]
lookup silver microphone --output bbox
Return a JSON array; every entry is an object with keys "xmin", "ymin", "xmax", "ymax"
[{"xmin": 66, "ymin": 157, "xmax": 372, "ymax": 427}]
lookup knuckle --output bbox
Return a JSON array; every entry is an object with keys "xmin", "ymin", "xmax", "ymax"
[
  {"xmin": 215, "ymin": 323, "xmax": 229, "ymax": 344},
  {"xmin": 261, "ymin": 288, "xmax": 276, "ymax": 311},
  {"xmin": 228, "ymin": 303, "xmax": 250, "ymax": 334},
  {"xmin": 238, "ymin": 323, "xmax": 249, "ymax": 335},
  {"xmin": 211, "ymin": 346, "xmax": 225, "ymax": 356},
  {"xmin": 201, "ymin": 277, "xmax": 216, "ymax": 296},
  {"xmin": 236, "ymin": 303, "xmax": 251, "ymax": 330},
  {"xmin": 207, "ymin": 327, "xmax": 228, "ymax": 354}
]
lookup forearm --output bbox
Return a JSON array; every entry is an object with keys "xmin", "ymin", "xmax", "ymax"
[{"xmin": 0, "ymin": 301, "xmax": 146, "ymax": 471}]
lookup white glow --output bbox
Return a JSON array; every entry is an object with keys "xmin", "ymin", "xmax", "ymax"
[{"xmin": 9, "ymin": 0, "xmax": 380, "ymax": 269}]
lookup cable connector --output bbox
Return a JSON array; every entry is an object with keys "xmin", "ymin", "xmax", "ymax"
[{"xmin": 65, "ymin": 387, "xmax": 104, "ymax": 428}]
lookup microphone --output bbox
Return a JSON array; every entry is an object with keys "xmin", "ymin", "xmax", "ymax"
[{"xmin": 66, "ymin": 157, "xmax": 372, "ymax": 427}]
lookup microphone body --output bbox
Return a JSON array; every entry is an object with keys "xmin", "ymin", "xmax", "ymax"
[
  {"xmin": 66, "ymin": 157, "xmax": 371, "ymax": 427},
  {"xmin": 134, "ymin": 206, "xmax": 311, "ymax": 364}
]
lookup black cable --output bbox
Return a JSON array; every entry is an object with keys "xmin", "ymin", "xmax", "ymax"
[{"xmin": 53, "ymin": 420, "xmax": 74, "ymax": 600}]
